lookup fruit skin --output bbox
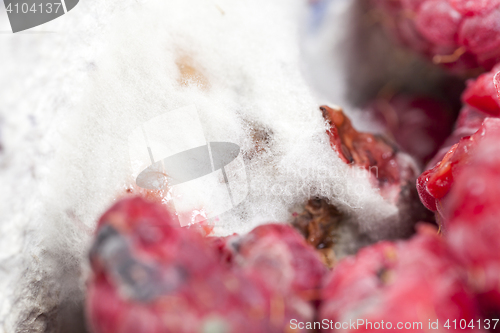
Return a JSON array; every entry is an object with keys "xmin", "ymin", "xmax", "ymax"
[
  {"xmin": 371, "ymin": 0, "xmax": 500, "ymax": 74},
  {"xmin": 417, "ymin": 118, "xmax": 500, "ymax": 217},
  {"xmin": 86, "ymin": 197, "xmax": 318, "ymax": 333},
  {"xmin": 462, "ymin": 64, "xmax": 500, "ymax": 116},
  {"xmin": 320, "ymin": 105, "xmax": 424, "ymax": 202},
  {"xmin": 444, "ymin": 128, "xmax": 500, "ymax": 320},
  {"xmin": 321, "ymin": 105, "xmax": 401, "ymax": 186},
  {"xmin": 319, "ymin": 224, "xmax": 484, "ymax": 333}
]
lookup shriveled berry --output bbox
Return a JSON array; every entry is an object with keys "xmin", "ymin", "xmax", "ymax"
[{"xmin": 321, "ymin": 105, "xmax": 420, "ymax": 194}]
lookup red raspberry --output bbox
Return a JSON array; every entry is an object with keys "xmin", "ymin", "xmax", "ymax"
[
  {"xmin": 371, "ymin": 0, "xmax": 500, "ymax": 73},
  {"xmin": 444, "ymin": 129, "xmax": 500, "ymax": 318},
  {"xmin": 320, "ymin": 105, "xmax": 433, "ymax": 238},
  {"xmin": 365, "ymin": 94, "xmax": 455, "ymax": 165},
  {"xmin": 319, "ymin": 225, "xmax": 483, "ymax": 333},
  {"xmin": 415, "ymin": 1, "xmax": 461, "ymax": 47},
  {"xmin": 86, "ymin": 198, "xmax": 317, "ymax": 333},
  {"xmin": 459, "ymin": 7, "xmax": 500, "ymax": 69},
  {"xmin": 417, "ymin": 118, "xmax": 500, "ymax": 218}
]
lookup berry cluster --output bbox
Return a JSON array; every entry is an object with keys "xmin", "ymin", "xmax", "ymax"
[
  {"xmin": 85, "ymin": 3, "xmax": 500, "ymax": 331},
  {"xmin": 316, "ymin": 105, "xmax": 500, "ymax": 327},
  {"xmin": 86, "ymin": 196, "xmax": 500, "ymax": 333},
  {"xmin": 317, "ymin": 61, "xmax": 500, "ymax": 330},
  {"xmin": 86, "ymin": 197, "xmax": 326, "ymax": 333}
]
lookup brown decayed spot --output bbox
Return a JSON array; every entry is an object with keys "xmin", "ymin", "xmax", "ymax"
[{"xmin": 176, "ymin": 55, "xmax": 210, "ymax": 90}]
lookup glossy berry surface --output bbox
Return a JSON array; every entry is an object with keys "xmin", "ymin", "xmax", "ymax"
[
  {"xmin": 462, "ymin": 64, "xmax": 500, "ymax": 116},
  {"xmin": 417, "ymin": 118, "xmax": 500, "ymax": 215}
]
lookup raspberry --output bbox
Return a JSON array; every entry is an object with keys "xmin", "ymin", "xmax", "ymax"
[
  {"xmin": 415, "ymin": 1, "xmax": 461, "ymax": 47},
  {"xmin": 86, "ymin": 197, "xmax": 318, "ymax": 333},
  {"xmin": 365, "ymin": 94, "xmax": 455, "ymax": 165},
  {"xmin": 207, "ymin": 235, "xmax": 236, "ymax": 266},
  {"xmin": 320, "ymin": 105, "xmax": 419, "ymax": 195},
  {"xmin": 417, "ymin": 118, "xmax": 500, "ymax": 217},
  {"xmin": 459, "ymin": 7, "xmax": 500, "ymax": 67},
  {"xmin": 319, "ymin": 225, "xmax": 482, "ymax": 332},
  {"xmin": 319, "ymin": 105, "xmax": 431, "ymax": 249},
  {"xmin": 371, "ymin": 0, "xmax": 500, "ymax": 73},
  {"xmin": 443, "ymin": 129, "xmax": 500, "ymax": 318},
  {"xmin": 462, "ymin": 64, "xmax": 500, "ymax": 116},
  {"xmin": 321, "ymin": 105, "xmax": 432, "ymax": 227}
]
